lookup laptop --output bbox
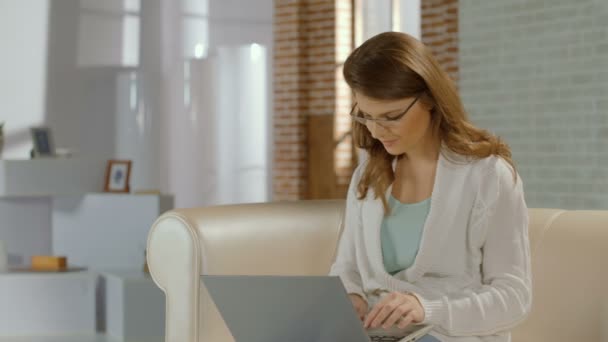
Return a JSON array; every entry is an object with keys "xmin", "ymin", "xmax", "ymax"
[{"xmin": 202, "ymin": 275, "xmax": 434, "ymax": 342}]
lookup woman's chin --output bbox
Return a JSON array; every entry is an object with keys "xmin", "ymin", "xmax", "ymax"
[{"xmin": 383, "ymin": 145, "xmax": 403, "ymax": 155}]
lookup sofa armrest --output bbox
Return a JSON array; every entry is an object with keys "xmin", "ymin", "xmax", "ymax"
[{"xmin": 147, "ymin": 211, "xmax": 201, "ymax": 342}]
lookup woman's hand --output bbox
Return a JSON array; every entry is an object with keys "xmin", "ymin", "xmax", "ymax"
[
  {"xmin": 364, "ymin": 292, "xmax": 425, "ymax": 330},
  {"xmin": 348, "ymin": 293, "xmax": 369, "ymax": 321}
]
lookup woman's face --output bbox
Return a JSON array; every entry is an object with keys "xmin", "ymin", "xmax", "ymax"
[{"xmin": 353, "ymin": 92, "xmax": 433, "ymax": 156}]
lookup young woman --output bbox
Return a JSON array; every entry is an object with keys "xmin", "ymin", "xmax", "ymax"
[{"xmin": 329, "ymin": 32, "xmax": 531, "ymax": 342}]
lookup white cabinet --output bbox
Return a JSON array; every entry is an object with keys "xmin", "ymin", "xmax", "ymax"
[
  {"xmin": 0, "ymin": 272, "xmax": 97, "ymax": 335},
  {"xmin": 101, "ymin": 270, "xmax": 165, "ymax": 341},
  {"xmin": 53, "ymin": 193, "xmax": 173, "ymax": 270}
]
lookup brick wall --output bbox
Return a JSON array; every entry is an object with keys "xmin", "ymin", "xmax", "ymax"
[
  {"xmin": 274, "ymin": 1, "xmax": 308, "ymax": 200},
  {"xmin": 421, "ymin": 0, "xmax": 458, "ymax": 82},
  {"xmin": 273, "ymin": 0, "xmax": 353, "ymax": 200},
  {"xmin": 460, "ymin": 1, "xmax": 608, "ymax": 209},
  {"xmin": 334, "ymin": 0, "xmax": 355, "ymax": 194}
]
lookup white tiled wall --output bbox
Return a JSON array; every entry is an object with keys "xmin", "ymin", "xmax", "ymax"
[{"xmin": 460, "ymin": 0, "xmax": 608, "ymax": 209}]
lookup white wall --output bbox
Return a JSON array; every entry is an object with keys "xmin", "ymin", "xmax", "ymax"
[
  {"xmin": 45, "ymin": 0, "xmax": 118, "ymax": 160},
  {"xmin": 10, "ymin": 0, "xmax": 143, "ymax": 167},
  {"xmin": 0, "ymin": 0, "xmax": 50, "ymax": 158},
  {"xmin": 460, "ymin": 1, "xmax": 608, "ymax": 209}
]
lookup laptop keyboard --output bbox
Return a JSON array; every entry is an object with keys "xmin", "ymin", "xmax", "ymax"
[{"xmin": 370, "ymin": 336, "xmax": 403, "ymax": 342}]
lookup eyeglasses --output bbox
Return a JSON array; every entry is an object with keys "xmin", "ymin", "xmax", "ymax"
[{"xmin": 350, "ymin": 96, "xmax": 419, "ymax": 129}]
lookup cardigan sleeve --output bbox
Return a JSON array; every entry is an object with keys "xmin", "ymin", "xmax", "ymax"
[
  {"xmin": 329, "ymin": 163, "xmax": 367, "ymax": 301},
  {"xmin": 415, "ymin": 158, "xmax": 532, "ymax": 336}
]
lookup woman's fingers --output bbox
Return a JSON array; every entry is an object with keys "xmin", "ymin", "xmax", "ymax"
[
  {"xmin": 382, "ymin": 303, "xmax": 411, "ymax": 329},
  {"xmin": 397, "ymin": 313, "xmax": 415, "ymax": 329},
  {"xmin": 365, "ymin": 294, "xmax": 406, "ymax": 328}
]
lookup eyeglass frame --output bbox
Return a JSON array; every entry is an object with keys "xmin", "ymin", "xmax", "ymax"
[{"xmin": 349, "ymin": 96, "xmax": 420, "ymax": 128}]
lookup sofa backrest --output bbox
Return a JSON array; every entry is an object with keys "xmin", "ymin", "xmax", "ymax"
[{"xmin": 512, "ymin": 210, "xmax": 608, "ymax": 342}]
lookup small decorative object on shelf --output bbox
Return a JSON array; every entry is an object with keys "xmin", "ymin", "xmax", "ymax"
[
  {"xmin": 30, "ymin": 126, "xmax": 56, "ymax": 158},
  {"xmin": 31, "ymin": 255, "xmax": 67, "ymax": 271},
  {"xmin": 55, "ymin": 147, "xmax": 76, "ymax": 158},
  {"xmin": 0, "ymin": 121, "xmax": 4, "ymax": 159},
  {"xmin": 104, "ymin": 160, "xmax": 133, "ymax": 193}
]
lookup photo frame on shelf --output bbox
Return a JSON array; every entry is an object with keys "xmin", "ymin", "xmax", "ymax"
[
  {"xmin": 104, "ymin": 160, "xmax": 132, "ymax": 193},
  {"xmin": 30, "ymin": 126, "xmax": 56, "ymax": 158}
]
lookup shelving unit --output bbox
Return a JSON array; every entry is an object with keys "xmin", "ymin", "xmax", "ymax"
[
  {"xmin": 0, "ymin": 158, "xmax": 106, "ymax": 197},
  {"xmin": 0, "ymin": 158, "xmax": 171, "ymax": 340}
]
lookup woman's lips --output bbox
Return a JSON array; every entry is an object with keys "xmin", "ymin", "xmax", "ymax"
[{"xmin": 381, "ymin": 139, "xmax": 398, "ymax": 147}]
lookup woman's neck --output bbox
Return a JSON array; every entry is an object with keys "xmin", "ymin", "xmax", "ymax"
[{"xmin": 398, "ymin": 131, "xmax": 441, "ymax": 167}]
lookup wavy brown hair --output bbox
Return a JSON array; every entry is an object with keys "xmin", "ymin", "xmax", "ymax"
[{"xmin": 344, "ymin": 32, "xmax": 515, "ymax": 213}]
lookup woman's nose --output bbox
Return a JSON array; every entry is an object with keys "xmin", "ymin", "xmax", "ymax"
[{"xmin": 367, "ymin": 121, "xmax": 387, "ymax": 139}]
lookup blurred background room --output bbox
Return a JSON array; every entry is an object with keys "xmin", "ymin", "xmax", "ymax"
[{"xmin": 0, "ymin": 0, "xmax": 607, "ymax": 340}]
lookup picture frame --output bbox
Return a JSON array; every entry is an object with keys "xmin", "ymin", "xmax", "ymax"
[
  {"xmin": 30, "ymin": 126, "xmax": 55, "ymax": 158},
  {"xmin": 104, "ymin": 160, "xmax": 132, "ymax": 193}
]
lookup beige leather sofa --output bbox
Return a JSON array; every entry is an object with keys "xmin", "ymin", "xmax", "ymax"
[{"xmin": 147, "ymin": 201, "xmax": 608, "ymax": 342}]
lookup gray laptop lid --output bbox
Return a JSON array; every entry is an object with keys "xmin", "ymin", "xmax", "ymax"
[{"xmin": 202, "ymin": 275, "xmax": 370, "ymax": 342}]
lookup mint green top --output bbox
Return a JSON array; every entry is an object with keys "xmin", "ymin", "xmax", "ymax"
[{"xmin": 381, "ymin": 195, "xmax": 431, "ymax": 275}]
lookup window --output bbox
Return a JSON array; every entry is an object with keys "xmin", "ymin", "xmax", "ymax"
[
  {"xmin": 183, "ymin": 0, "xmax": 209, "ymax": 59},
  {"xmin": 355, "ymin": 0, "xmax": 421, "ymax": 47}
]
